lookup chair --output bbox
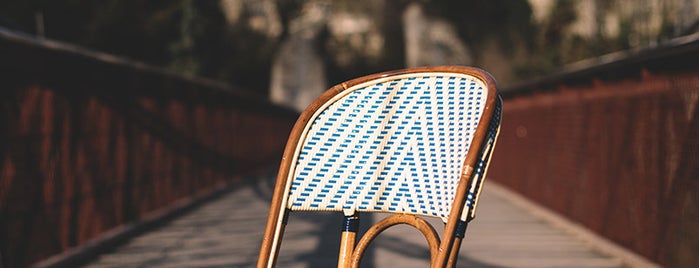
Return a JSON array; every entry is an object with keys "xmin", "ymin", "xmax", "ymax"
[{"xmin": 258, "ymin": 66, "xmax": 502, "ymax": 268}]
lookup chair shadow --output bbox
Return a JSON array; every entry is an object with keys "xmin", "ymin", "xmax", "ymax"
[
  {"xmin": 252, "ymin": 172, "xmax": 375, "ymax": 267},
  {"xmin": 370, "ymin": 235, "xmax": 503, "ymax": 268},
  {"xmin": 250, "ymin": 170, "xmax": 499, "ymax": 268},
  {"xmin": 289, "ymin": 212, "xmax": 376, "ymax": 268}
]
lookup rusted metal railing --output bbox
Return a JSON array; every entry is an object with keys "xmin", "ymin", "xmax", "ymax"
[
  {"xmin": 491, "ymin": 33, "xmax": 699, "ymax": 267},
  {"xmin": 0, "ymin": 27, "xmax": 298, "ymax": 268}
]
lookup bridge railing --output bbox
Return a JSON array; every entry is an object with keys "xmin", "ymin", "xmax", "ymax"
[
  {"xmin": 490, "ymin": 33, "xmax": 699, "ymax": 267},
  {"xmin": 0, "ymin": 28, "xmax": 298, "ymax": 268}
]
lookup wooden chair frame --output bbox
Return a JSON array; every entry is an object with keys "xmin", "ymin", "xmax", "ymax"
[{"xmin": 258, "ymin": 66, "xmax": 501, "ymax": 268}]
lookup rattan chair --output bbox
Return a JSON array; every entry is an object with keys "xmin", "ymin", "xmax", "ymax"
[{"xmin": 258, "ymin": 66, "xmax": 502, "ymax": 268}]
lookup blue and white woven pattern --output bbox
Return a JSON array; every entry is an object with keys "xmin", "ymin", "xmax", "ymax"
[{"xmin": 285, "ymin": 73, "xmax": 488, "ymax": 220}]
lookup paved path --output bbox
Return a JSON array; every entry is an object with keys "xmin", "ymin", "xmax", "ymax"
[{"xmin": 82, "ymin": 172, "xmax": 636, "ymax": 268}]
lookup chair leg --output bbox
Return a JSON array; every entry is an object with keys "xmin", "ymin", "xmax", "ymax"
[
  {"xmin": 446, "ymin": 237, "xmax": 462, "ymax": 268},
  {"xmin": 338, "ymin": 213, "xmax": 360, "ymax": 268},
  {"xmin": 446, "ymin": 220, "xmax": 469, "ymax": 267},
  {"xmin": 258, "ymin": 209, "xmax": 290, "ymax": 268}
]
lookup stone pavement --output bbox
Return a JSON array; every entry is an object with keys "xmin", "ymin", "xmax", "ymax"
[{"xmin": 82, "ymin": 172, "xmax": 644, "ymax": 268}]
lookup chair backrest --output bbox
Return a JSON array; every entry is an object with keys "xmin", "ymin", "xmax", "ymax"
[{"xmin": 259, "ymin": 66, "xmax": 502, "ymax": 268}]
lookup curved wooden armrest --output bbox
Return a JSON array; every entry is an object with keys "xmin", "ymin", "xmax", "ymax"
[{"xmin": 350, "ymin": 214, "xmax": 441, "ymax": 268}]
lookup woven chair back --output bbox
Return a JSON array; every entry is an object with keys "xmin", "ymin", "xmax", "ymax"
[{"xmin": 259, "ymin": 66, "xmax": 502, "ymax": 268}]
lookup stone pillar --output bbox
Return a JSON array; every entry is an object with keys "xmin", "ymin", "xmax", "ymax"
[
  {"xmin": 270, "ymin": 2, "xmax": 328, "ymax": 112},
  {"xmin": 402, "ymin": 3, "xmax": 472, "ymax": 67}
]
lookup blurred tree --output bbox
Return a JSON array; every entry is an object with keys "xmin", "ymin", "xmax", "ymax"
[
  {"xmin": 428, "ymin": 0, "xmax": 536, "ymax": 60},
  {"xmin": 322, "ymin": 0, "xmax": 409, "ymax": 85},
  {"xmin": 2, "ymin": 0, "xmax": 696, "ymax": 90},
  {"xmin": 0, "ymin": 0, "xmax": 280, "ymax": 93}
]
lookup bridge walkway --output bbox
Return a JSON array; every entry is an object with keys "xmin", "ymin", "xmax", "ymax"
[{"xmin": 82, "ymin": 171, "xmax": 635, "ymax": 268}]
